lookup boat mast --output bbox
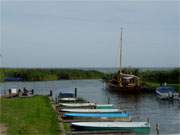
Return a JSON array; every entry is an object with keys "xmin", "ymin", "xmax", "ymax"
[{"xmin": 119, "ymin": 27, "xmax": 123, "ymax": 74}]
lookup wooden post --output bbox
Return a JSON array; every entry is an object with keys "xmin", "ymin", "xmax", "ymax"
[
  {"xmin": 55, "ymin": 97, "xmax": 58, "ymax": 104},
  {"xmin": 31, "ymin": 89, "xmax": 34, "ymax": 95},
  {"xmin": 50, "ymin": 90, "xmax": 53, "ymax": 97},
  {"xmin": 108, "ymin": 96, "xmax": 110, "ymax": 104},
  {"xmin": 156, "ymin": 123, "xmax": 160, "ymax": 135},
  {"xmin": 75, "ymin": 88, "xmax": 77, "ymax": 98},
  {"xmin": 8, "ymin": 89, "xmax": 11, "ymax": 95},
  {"xmin": 147, "ymin": 118, "xmax": 150, "ymax": 123}
]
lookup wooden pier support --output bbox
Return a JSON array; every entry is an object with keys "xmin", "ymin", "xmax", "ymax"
[
  {"xmin": 156, "ymin": 123, "xmax": 160, "ymax": 135},
  {"xmin": 49, "ymin": 90, "xmax": 53, "ymax": 97},
  {"xmin": 107, "ymin": 96, "xmax": 110, "ymax": 104},
  {"xmin": 74, "ymin": 88, "xmax": 77, "ymax": 98}
]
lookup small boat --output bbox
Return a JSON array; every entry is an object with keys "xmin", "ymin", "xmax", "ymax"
[
  {"xmin": 96, "ymin": 104, "xmax": 114, "ymax": 109},
  {"xmin": 59, "ymin": 103, "xmax": 114, "ymax": 109},
  {"xmin": 63, "ymin": 112, "xmax": 129, "ymax": 118},
  {"xmin": 60, "ymin": 103, "xmax": 96, "ymax": 108},
  {"xmin": 156, "ymin": 86, "xmax": 179, "ymax": 100},
  {"xmin": 61, "ymin": 108, "xmax": 123, "ymax": 113},
  {"xmin": 71, "ymin": 122, "xmax": 150, "ymax": 133},
  {"xmin": 59, "ymin": 98, "xmax": 78, "ymax": 102},
  {"xmin": 59, "ymin": 92, "xmax": 74, "ymax": 98}
]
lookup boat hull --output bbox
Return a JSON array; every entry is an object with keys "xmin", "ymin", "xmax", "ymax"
[
  {"xmin": 59, "ymin": 103, "xmax": 114, "ymax": 109},
  {"xmin": 107, "ymin": 83, "xmax": 142, "ymax": 93},
  {"xmin": 155, "ymin": 87, "xmax": 179, "ymax": 100},
  {"xmin": 60, "ymin": 109, "xmax": 122, "ymax": 113},
  {"xmin": 72, "ymin": 126, "xmax": 150, "ymax": 133},
  {"xmin": 72, "ymin": 122, "xmax": 150, "ymax": 134}
]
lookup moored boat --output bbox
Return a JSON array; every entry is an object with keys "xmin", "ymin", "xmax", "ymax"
[
  {"xmin": 63, "ymin": 112, "xmax": 129, "ymax": 118},
  {"xmin": 96, "ymin": 104, "xmax": 114, "ymax": 109},
  {"xmin": 61, "ymin": 108, "xmax": 123, "ymax": 113},
  {"xmin": 59, "ymin": 92, "xmax": 74, "ymax": 98},
  {"xmin": 59, "ymin": 103, "xmax": 114, "ymax": 109},
  {"xmin": 59, "ymin": 103, "xmax": 95, "ymax": 108},
  {"xmin": 59, "ymin": 97, "xmax": 78, "ymax": 102},
  {"xmin": 106, "ymin": 28, "xmax": 143, "ymax": 93},
  {"xmin": 71, "ymin": 122, "xmax": 150, "ymax": 134},
  {"xmin": 156, "ymin": 86, "xmax": 179, "ymax": 100}
]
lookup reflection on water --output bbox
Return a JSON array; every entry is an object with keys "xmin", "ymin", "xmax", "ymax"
[{"xmin": 1, "ymin": 79, "xmax": 180, "ymax": 134}]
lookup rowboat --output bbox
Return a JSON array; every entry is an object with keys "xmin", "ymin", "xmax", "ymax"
[
  {"xmin": 59, "ymin": 103, "xmax": 114, "ymax": 109},
  {"xmin": 71, "ymin": 122, "xmax": 150, "ymax": 133},
  {"xmin": 59, "ymin": 98, "xmax": 78, "ymax": 102},
  {"xmin": 61, "ymin": 108, "xmax": 123, "ymax": 113},
  {"xmin": 60, "ymin": 103, "xmax": 95, "ymax": 108},
  {"xmin": 59, "ymin": 92, "xmax": 74, "ymax": 98},
  {"xmin": 63, "ymin": 112, "xmax": 130, "ymax": 122},
  {"xmin": 63, "ymin": 112, "xmax": 129, "ymax": 118},
  {"xmin": 96, "ymin": 104, "xmax": 114, "ymax": 109}
]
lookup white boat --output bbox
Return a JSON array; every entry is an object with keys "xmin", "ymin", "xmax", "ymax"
[
  {"xmin": 156, "ymin": 86, "xmax": 179, "ymax": 100},
  {"xmin": 71, "ymin": 122, "xmax": 150, "ymax": 133},
  {"xmin": 61, "ymin": 108, "xmax": 122, "ymax": 113},
  {"xmin": 96, "ymin": 104, "xmax": 114, "ymax": 109},
  {"xmin": 59, "ymin": 98, "xmax": 78, "ymax": 101},
  {"xmin": 59, "ymin": 103, "xmax": 96, "ymax": 107},
  {"xmin": 59, "ymin": 103, "xmax": 114, "ymax": 108}
]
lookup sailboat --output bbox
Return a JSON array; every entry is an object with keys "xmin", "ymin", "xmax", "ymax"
[{"xmin": 107, "ymin": 28, "xmax": 142, "ymax": 92}]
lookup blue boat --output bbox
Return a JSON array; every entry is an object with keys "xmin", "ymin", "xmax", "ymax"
[
  {"xmin": 5, "ymin": 77, "xmax": 24, "ymax": 81},
  {"xmin": 64, "ymin": 112, "xmax": 129, "ymax": 118},
  {"xmin": 59, "ymin": 92, "xmax": 74, "ymax": 98},
  {"xmin": 156, "ymin": 86, "xmax": 179, "ymax": 100}
]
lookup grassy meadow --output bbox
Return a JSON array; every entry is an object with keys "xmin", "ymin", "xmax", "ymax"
[{"xmin": 0, "ymin": 96, "xmax": 60, "ymax": 135}]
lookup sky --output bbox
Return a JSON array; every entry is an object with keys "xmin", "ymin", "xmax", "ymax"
[{"xmin": 0, "ymin": 0, "xmax": 179, "ymax": 68}]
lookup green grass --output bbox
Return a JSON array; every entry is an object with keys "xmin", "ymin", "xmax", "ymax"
[
  {"xmin": 145, "ymin": 82, "xmax": 180, "ymax": 92},
  {"xmin": 64, "ymin": 123, "xmax": 71, "ymax": 134},
  {"xmin": 0, "ymin": 96, "xmax": 60, "ymax": 135}
]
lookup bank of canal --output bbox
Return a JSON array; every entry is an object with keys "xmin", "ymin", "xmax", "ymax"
[{"xmin": 0, "ymin": 96, "xmax": 63, "ymax": 135}]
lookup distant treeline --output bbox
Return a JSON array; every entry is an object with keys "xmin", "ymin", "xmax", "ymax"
[
  {"xmin": 0, "ymin": 68, "xmax": 105, "ymax": 81},
  {"xmin": 0, "ymin": 68, "xmax": 179, "ymax": 84},
  {"xmin": 103, "ymin": 68, "xmax": 180, "ymax": 84}
]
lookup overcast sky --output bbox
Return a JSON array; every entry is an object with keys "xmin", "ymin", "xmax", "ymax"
[{"xmin": 1, "ymin": 0, "xmax": 179, "ymax": 68}]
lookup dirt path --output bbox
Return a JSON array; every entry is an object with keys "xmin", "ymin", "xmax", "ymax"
[{"xmin": 0, "ymin": 124, "xmax": 7, "ymax": 135}]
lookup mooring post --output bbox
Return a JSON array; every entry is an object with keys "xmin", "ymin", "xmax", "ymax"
[
  {"xmin": 8, "ymin": 89, "xmax": 11, "ymax": 95},
  {"xmin": 31, "ymin": 89, "xmax": 34, "ymax": 95},
  {"xmin": 147, "ymin": 118, "xmax": 150, "ymax": 123},
  {"xmin": 50, "ymin": 90, "xmax": 53, "ymax": 97},
  {"xmin": 75, "ymin": 88, "xmax": 77, "ymax": 98},
  {"xmin": 108, "ymin": 96, "xmax": 110, "ymax": 104},
  {"xmin": 156, "ymin": 123, "xmax": 160, "ymax": 135},
  {"xmin": 55, "ymin": 97, "xmax": 58, "ymax": 104}
]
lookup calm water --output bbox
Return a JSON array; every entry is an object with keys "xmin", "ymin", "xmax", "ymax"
[{"xmin": 1, "ymin": 79, "xmax": 180, "ymax": 134}]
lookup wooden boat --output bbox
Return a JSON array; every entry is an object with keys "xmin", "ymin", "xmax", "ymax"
[
  {"xmin": 106, "ymin": 28, "xmax": 143, "ymax": 93},
  {"xmin": 61, "ymin": 108, "xmax": 122, "ymax": 113},
  {"xmin": 71, "ymin": 122, "xmax": 150, "ymax": 134},
  {"xmin": 156, "ymin": 86, "xmax": 179, "ymax": 100}
]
